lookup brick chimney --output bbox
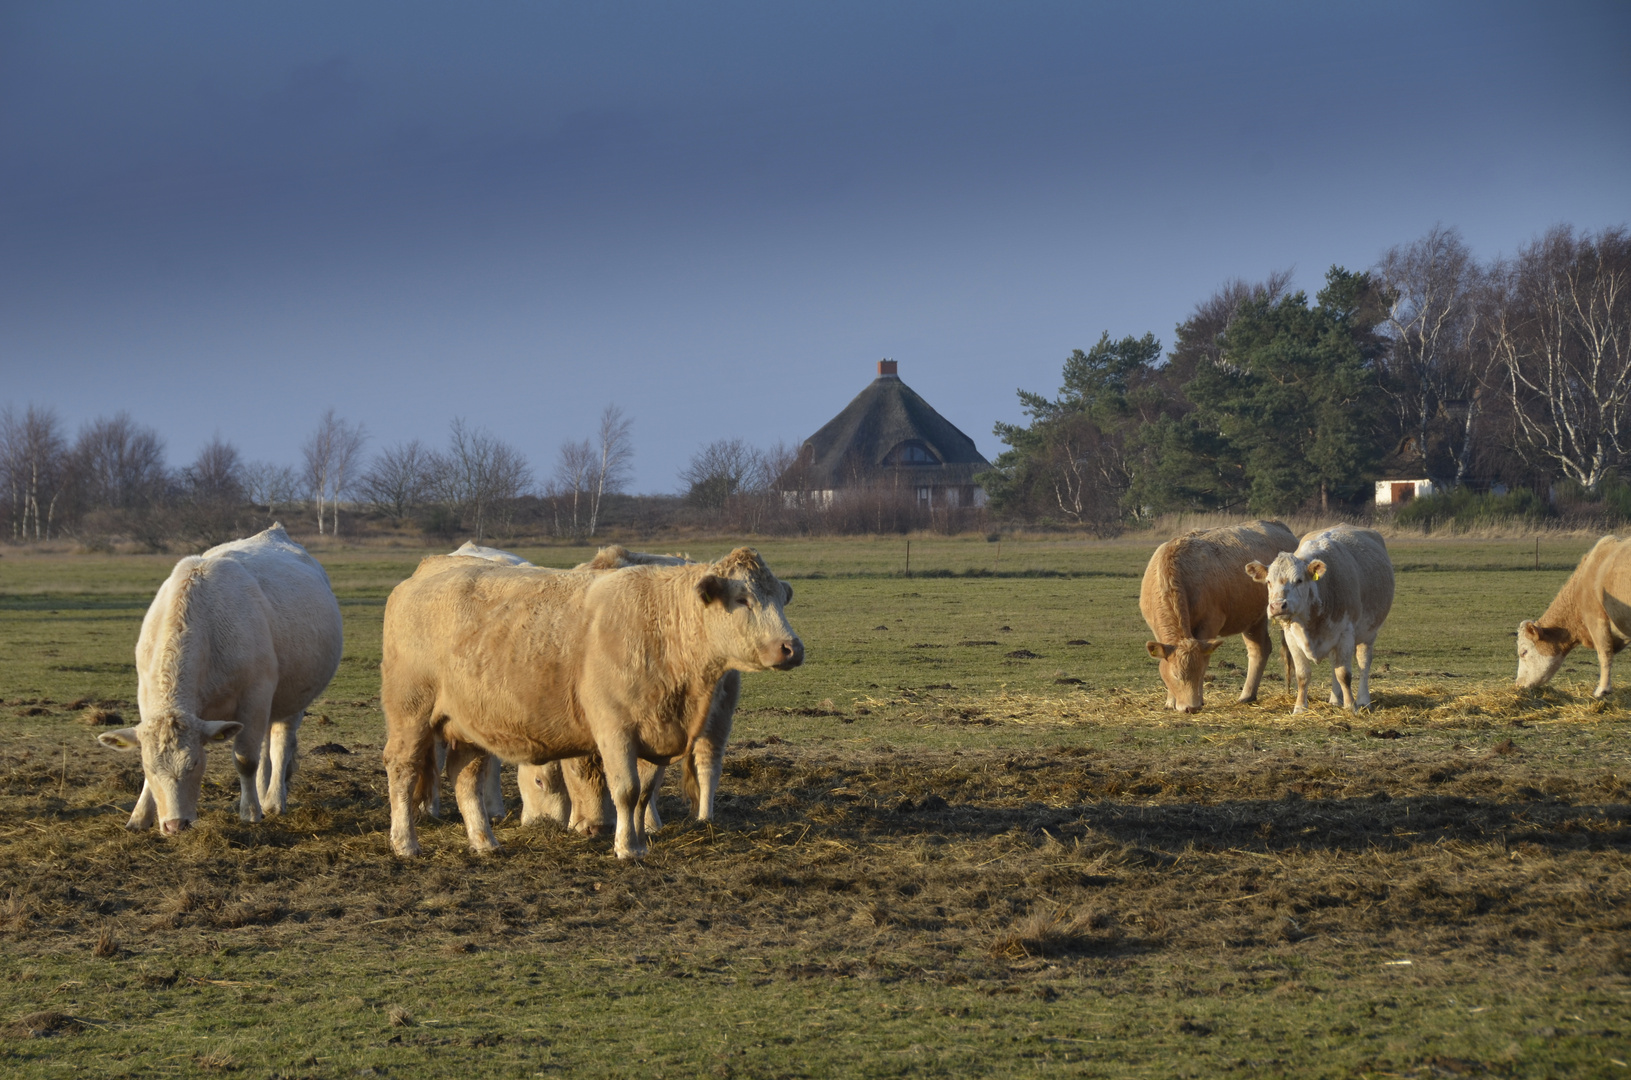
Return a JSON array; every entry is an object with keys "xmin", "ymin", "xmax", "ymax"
[{"xmin": 877, "ymin": 359, "xmax": 898, "ymax": 378}]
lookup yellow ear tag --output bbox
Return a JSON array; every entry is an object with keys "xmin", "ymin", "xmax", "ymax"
[{"xmin": 1312, "ymin": 568, "xmax": 1322, "ymax": 580}]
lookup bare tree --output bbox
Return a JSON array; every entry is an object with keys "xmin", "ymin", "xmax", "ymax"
[
  {"xmin": 1166, "ymin": 269, "xmax": 1295, "ymax": 381},
  {"xmin": 0, "ymin": 405, "xmax": 69, "ymax": 540},
  {"xmin": 70, "ymin": 412, "xmax": 168, "ymax": 513},
  {"xmin": 588, "ymin": 404, "xmax": 633, "ymax": 536},
  {"xmin": 242, "ymin": 461, "xmax": 301, "ymax": 520},
  {"xmin": 183, "ymin": 435, "xmax": 246, "ymax": 504},
  {"xmin": 680, "ymin": 438, "xmax": 762, "ymax": 509},
  {"xmin": 301, "ymin": 409, "xmax": 368, "ymax": 535},
  {"xmin": 433, "ymin": 419, "xmax": 533, "ymax": 542},
  {"xmin": 358, "ymin": 439, "xmax": 434, "ymax": 523},
  {"xmin": 1494, "ymin": 226, "xmax": 1631, "ymax": 492},
  {"xmin": 1374, "ymin": 226, "xmax": 1495, "ymax": 486},
  {"xmin": 549, "ymin": 438, "xmax": 595, "ymax": 537}
]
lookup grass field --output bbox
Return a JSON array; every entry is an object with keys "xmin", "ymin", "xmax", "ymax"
[{"xmin": 0, "ymin": 532, "xmax": 1628, "ymax": 1077}]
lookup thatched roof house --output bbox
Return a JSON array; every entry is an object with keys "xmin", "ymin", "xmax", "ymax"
[{"xmin": 782, "ymin": 360, "xmax": 991, "ymax": 507}]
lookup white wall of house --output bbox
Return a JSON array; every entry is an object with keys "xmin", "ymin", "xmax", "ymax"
[{"xmin": 1374, "ymin": 479, "xmax": 1438, "ymax": 505}]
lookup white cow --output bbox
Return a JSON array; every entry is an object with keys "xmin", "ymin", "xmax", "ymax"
[
  {"xmin": 98, "ymin": 525, "xmax": 343, "ymax": 832},
  {"xmin": 1244, "ymin": 525, "xmax": 1394, "ymax": 714}
]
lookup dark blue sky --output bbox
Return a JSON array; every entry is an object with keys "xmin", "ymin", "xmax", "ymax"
[{"xmin": 3, "ymin": 2, "xmax": 1628, "ymax": 492}]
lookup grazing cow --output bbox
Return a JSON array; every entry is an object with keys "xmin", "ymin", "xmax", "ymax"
[
  {"xmin": 1516, "ymin": 534, "xmax": 1631, "ymax": 696},
  {"xmin": 97, "ymin": 525, "xmax": 343, "ymax": 833},
  {"xmin": 381, "ymin": 547, "xmax": 801, "ymax": 859},
  {"xmin": 1140, "ymin": 520, "xmax": 1297, "ymax": 711},
  {"xmin": 1245, "ymin": 525, "xmax": 1394, "ymax": 714}
]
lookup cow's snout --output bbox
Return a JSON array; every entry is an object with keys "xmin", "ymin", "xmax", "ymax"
[
  {"xmin": 1268, "ymin": 600, "xmax": 1287, "ymax": 616},
  {"xmin": 161, "ymin": 818, "xmax": 191, "ymax": 836},
  {"xmin": 1178, "ymin": 703, "xmax": 1200, "ymax": 714},
  {"xmin": 771, "ymin": 638, "xmax": 804, "ymax": 670}
]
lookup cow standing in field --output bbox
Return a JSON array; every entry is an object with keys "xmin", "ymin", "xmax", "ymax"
[
  {"xmin": 1516, "ymin": 534, "xmax": 1631, "ymax": 696},
  {"xmin": 97, "ymin": 525, "xmax": 344, "ymax": 833},
  {"xmin": 381, "ymin": 547, "xmax": 801, "ymax": 859},
  {"xmin": 517, "ymin": 545, "xmax": 746, "ymax": 836},
  {"xmin": 1245, "ymin": 525, "xmax": 1394, "ymax": 714},
  {"xmin": 1140, "ymin": 520, "xmax": 1297, "ymax": 712}
]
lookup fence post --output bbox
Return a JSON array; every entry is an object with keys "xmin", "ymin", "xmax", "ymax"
[{"xmin": 905, "ymin": 539, "xmax": 911, "ymax": 577}]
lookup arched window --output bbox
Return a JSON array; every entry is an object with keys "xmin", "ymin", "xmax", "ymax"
[{"xmin": 885, "ymin": 440, "xmax": 939, "ymax": 466}]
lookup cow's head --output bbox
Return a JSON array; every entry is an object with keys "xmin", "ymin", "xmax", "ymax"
[
  {"xmin": 1515, "ymin": 620, "xmax": 1573, "ymax": 689},
  {"xmin": 97, "ymin": 712, "xmax": 242, "ymax": 833},
  {"xmin": 696, "ymin": 547, "xmax": 803, "ymax": 671},
  {"xmin": 1245, "ymin": 552, "xmax": 1321, "ymax": 626},
  {"xmin": 1145, "ymin": 637, "xmax": 1223, "ymax": 712}
]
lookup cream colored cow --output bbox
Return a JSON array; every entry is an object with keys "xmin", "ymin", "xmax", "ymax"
[
  {"xmin": 98, "ymin": 525, "xmax": 343, "ymax": 832},
  {"xmin": 382, "ymin": 548, "xmax": 801, "ymax": 859}
]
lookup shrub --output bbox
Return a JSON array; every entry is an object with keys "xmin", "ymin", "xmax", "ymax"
[{"xmin": 1394, "ymin": 487, "xmax": 1550, "ymax": 532}]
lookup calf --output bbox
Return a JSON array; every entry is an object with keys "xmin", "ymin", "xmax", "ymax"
[
  {"xmin": 1245, "ymin": 525, "xmax": 1394, "ymax": 714},
  {"xmin": 1516, "ymin": 534, "xmax": 1631, "ymax": 696}
]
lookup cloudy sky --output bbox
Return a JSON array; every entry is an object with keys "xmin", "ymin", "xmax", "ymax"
[{"xmin": 2, "ymin": 2, "xmax": 1628, "ymax": 492}]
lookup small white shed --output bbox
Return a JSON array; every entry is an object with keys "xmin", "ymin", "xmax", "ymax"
[{"xmin": 1374, "ymin": 479, "xmax": 1439, "ymax": 505}]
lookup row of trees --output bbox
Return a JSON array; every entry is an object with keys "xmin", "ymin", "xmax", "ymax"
[
  {"xmin": 0, "ymin": 402, "xmax": 635, "ymax": 546},
  {"xmin": 982, "ymin": 224, "xmax": 1631, "ymax": 523}
]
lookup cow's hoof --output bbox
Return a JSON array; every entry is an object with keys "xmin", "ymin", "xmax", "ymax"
[{"xmin": 615, "ymin": 844, "xmax": 648, "ymax": 861}]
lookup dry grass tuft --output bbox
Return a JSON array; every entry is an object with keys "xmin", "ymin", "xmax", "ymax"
[
  {"xmin": 93, "ymin": 927, "xmax": 119, "ymax": 958},
  {"xmin": 77, "ymin": 707, "xmax": 124, "ymax": 727},
  {"xmin": 387, "ymin": 1004, "xmax": 414, "ymax": 1027}
]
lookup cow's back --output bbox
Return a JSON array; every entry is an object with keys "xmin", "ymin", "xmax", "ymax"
[
  {"xmin": 1549, "ymin": 535, "xmax": 1631, "ymax": 638},
  {"xmin": 205, "ymin": 525, "xmax": 343, "ymax": 717},
  {"xmin": 383, "ymin": 557, "xmax": 600, "ymax": 759},
  {"xmin": 1298, "ymin": 525, "xmax": 1394, "ymax": 635},
  {"xmin": 1143, "ymin": 520, "xmax": 1297, "ymax": 640}
]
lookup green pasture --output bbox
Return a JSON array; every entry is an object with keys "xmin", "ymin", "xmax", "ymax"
[{"xmin": 0, "ymin": 533, "xmax": 1627, "ymax": 1077}]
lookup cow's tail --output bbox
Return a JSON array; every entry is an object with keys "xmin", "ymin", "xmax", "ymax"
[
  {"xmin": 411, "ymin": 739, "xmax": 439, "ymax": 815},
  {"xmin": 680, "ymin": 747, "xmax": 702, "ymax": 814}
]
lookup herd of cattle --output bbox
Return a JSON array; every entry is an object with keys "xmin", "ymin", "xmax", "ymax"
[{"xmin": 91, "ymin": 520, "xmax": 1631, "ymax": 857}]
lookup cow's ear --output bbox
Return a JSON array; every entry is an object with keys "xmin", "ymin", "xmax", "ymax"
[
  {"xmin": 698, "ymin": 575, "xmax": 731, "ymax": 606},
  {"xmin": 1518, "ymin": 620, "xmax": 1541, "ymax": 642},
  {"xmin": 1307, "ymin": 560, "xmax": 1326, "ymax": 581},
  {"xmin": 1201, "ymin": 639, "xmax": 1223, "ymax": 655},
  {"xmin": 98, "ymin": 727, "xmax": 141, "ymax": 751},
  {"xmin": 1146, "ymin": 641, "xmax": 1174, "ymax": 660},
  {"xmin": 201, "ymin": 721, "xmax": 242, "ymax": 744},
  {"xmin": 780, "ymin": 580, "xmax": 793, "ymax": 605},
  {"xmin": 1244, "ymin": 561, "xmax": 1269, "ymax": 582}
]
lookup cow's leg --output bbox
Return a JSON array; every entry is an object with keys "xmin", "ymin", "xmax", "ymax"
[
  {"xmin": 1239, "ymin": 619, "xmax": 1272, "ymax": 703},
  {"xmin": 480, "ymin": 753, "xmax": 504, "ymax": 822},
  {"xmin": 1288, "ymin": 642, "xmax": 1313, "ymax": 714},
  {"xmin": 642, "ymin": 760, "xmax": 665, "ymax": 831},
  {"xmin": 1280, "ymin": 630, "xmax": 1294, "ymax": 697},
  {"xmin": 230, "ymin": 686, "xmax": 275, "ymax": 823},
  {"xmin": 689, "ymin": 673, "xmax": 738, "ymax": 821},
  {"xmin": 598, "ymin": 736, "xmax": 647, "ymax": 860},
  {"xmin": 1354, "ymin": 639, "xmax": 1375, "ymax": 708},
  {"xmin": 519, "ymin": 762, "xmax": 570, "ymax": 827},
  {"xmin": 258, "ymin": 710, "xmax": 303, "ymax": 815},
  {"xmin": 1588, "ymin": 618, "xmax": 1616, "ymax": 697},
  {"xmin": 1331, "ymin": 633, "xmax": 1358, "ymax": 712},
  {"xmin": 382, "ymin": 684, "xmax": 435, "ymax": 858},
  {"xmin": 127, "ymin": 779, "xmax": 158, "ymax": 832},
  {"xmin": 446, "ymin": 742, "xmax": 501, "ymax": 854},
  {"xmin": 564, "ymin": 756, "xmax": 612, "ymax": 836}
]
